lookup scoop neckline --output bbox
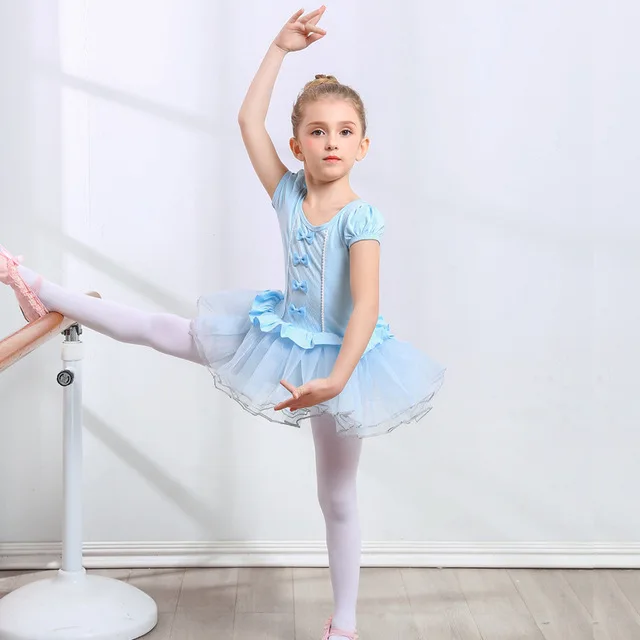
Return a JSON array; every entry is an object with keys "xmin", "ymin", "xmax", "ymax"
[{"xmin": 297, "ymin": 192, "xmax": 363, "ymax": 230}]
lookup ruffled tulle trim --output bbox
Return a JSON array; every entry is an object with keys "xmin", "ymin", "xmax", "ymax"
[
  {"xmin": 206, "ymin": 362, "xmax": 445, "ymax": 439},
  {"xmin": 189, "ymin": 315, "xmax": 446, "ymax": 438},
  {"xmin": 248, "ymin": 289, "xmax": 393, "ymax": 353}
]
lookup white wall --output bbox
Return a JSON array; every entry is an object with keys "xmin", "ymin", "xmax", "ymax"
[{"xmin": 0, "ymin": 0, "xmax": 637, "ymax": 566}]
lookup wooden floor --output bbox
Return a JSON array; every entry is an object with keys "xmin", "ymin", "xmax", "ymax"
[{"xmin": 1, "ymin": 567, "xmax": 639, "ymax": 639}]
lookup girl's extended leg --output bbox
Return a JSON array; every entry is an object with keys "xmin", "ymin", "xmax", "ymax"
[
  {"xmin": 311, "ymin": 414, "xmax": 363, "ymax": 639},
  {"xmin": 4, "ymin": 259, "xmax": 203, "ymax": 365}
]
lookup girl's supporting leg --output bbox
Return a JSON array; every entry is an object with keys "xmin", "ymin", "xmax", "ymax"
[{"xmin": 311, "ymin": 414, "xmax": 363, "ymax": 639}]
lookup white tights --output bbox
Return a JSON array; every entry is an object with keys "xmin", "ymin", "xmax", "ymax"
[
  {"xmin": 311, "ymin": 414, "xmax": 362, "ymax": 637},
  {"xmin": 18, "ymin": 265, "xmax": 203, "ymax": 364},
  {"xmin": 16, "ymin": 265, "xmax": 363, "ymax": 638}
]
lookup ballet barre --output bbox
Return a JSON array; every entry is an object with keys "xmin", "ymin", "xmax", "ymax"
[
  {"xmin": 0, "ymin": 296, "xmax": 158, "ymax": 640},
  {"xmin": 0, "ymin": 296, "xmax": 96, "ymax": 373}
]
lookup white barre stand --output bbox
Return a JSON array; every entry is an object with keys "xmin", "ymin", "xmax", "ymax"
[{"xmin": 0, "ymin": 321, "xmax": 157, "ymax": 639}]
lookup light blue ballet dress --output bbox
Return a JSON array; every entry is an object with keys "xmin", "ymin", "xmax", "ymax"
[{"xmin": 189, "ymin": 170, "xmax": 445, "ymax": 437}]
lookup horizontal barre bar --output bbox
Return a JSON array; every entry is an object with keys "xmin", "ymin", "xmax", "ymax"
[{"xmin": 0, "ymin": 292, "xmax": 101, "ymax": 373}]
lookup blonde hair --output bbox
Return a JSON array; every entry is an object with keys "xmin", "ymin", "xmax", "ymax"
[{"xmin": 291, "ymin": 74, "xmax": 367, "ymax": 137}]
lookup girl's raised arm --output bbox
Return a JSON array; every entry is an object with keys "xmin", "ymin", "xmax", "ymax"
[{"xmin": 238, "ymin": 7, "xmax": 326, "ymax": 199}]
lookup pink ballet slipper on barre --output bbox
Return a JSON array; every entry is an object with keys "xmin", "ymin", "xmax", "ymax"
[
  {"xmin": 0, "ymin": 246, "xmax": 48, "ymax": 322},
  {"xmin": 322, "ymin": 617, "xmax": 359, "ymax": 640}
]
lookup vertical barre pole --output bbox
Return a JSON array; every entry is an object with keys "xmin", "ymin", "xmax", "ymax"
[
  {"xmin": 0, "ymin": 308, "xmax": 158, "ymax": 639},
  {"xmin": 59, "ymin": 324, "xmax": 84, "ymax": 575}
]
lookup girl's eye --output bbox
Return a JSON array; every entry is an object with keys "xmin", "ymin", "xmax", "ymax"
[{"xmin": 310, "ymin": 129, "xmax": 353, "ymax": 136}]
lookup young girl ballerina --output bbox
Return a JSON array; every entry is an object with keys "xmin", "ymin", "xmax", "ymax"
[{"xmin": 1, "ymin": 6, "xmax": 445, "ymax": 639}]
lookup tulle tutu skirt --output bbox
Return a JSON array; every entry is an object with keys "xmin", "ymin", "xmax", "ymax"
[{"xmin": 189, "ymin": 289, "xmax": 445, "ymax": 438}]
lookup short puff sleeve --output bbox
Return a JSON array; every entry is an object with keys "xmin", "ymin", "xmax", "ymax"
[
  {"xmin": 271, "ymin": 170, "xmax": 304, "ymax": 214},
  {"xmin": 344, "ymin": 204, "xmax": 385, "ymax": 248}
]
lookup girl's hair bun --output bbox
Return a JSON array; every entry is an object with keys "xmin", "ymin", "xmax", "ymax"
[{"xmin": 304, "ymin": 74, "xmax": 339, "ymax": 90}]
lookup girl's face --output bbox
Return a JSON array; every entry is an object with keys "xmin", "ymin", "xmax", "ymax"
[{"xmin": 290, "ymin": 98, "xmax": 370, "ymax": 182}]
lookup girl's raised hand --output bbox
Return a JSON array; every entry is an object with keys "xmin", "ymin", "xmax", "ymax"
[{"xmin": 273, "ymin": 6, "xmax": 327, "ymax": 53}]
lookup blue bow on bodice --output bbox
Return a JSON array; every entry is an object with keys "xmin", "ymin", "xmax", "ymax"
[
  {"xmin": 293, "ymin": 252, "xmax": 309, "ymax": 267},
  {"xmin": 292, "ymin": 279, "xmax": 308, "ymax": 294},
  {"xmin": 289, "ymin": 303, "xmax": 307, "ymax": 318},
  {"xmin": 297, "ymin": 227, "xmax": 316, "ymax": 244}
]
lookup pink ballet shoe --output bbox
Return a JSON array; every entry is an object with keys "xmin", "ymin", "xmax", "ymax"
[
  {"xmin": 0, "ymin": 246, "xmax": 48, "ymax": 322},
  {"xmin": 322, "ymin": 617, "xmax": 359, "ymax": 640}
]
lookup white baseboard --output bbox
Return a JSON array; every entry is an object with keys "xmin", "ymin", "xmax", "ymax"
[{"xmin": 1, "ymin": 541, "xmax": 638, "ymax": 570}]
